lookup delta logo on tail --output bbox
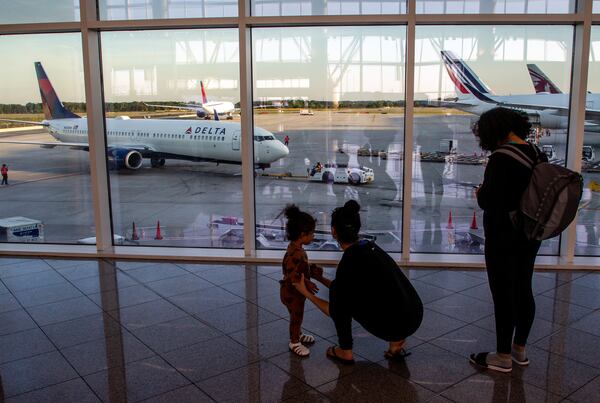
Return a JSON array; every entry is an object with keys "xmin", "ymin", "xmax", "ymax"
[
  {"xmin": 200, "ymin": 81, "xmax": 208, "ymax": 104},
  {"xmin": 35, "ymin": 62, "xmax": 80, "ymax": 120},
  {"xmin": 527, "ymin": 64, "xmax": 562, "ymax": 94}
]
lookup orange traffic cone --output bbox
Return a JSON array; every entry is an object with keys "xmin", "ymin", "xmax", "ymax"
[
  {"xmin": 154, "ymin": 220, "xmax": 163, "ymax": 240},
  {"xmin": 131, "ymin": 222, "xmax": 139, "ymax": 240},
  {"xmin": 447, "ymin": 211, "xmax": 454, "ymax": 229},
  {"xmin": 470, "ymin": 211, "xmax": 479, "ymax": 230}
]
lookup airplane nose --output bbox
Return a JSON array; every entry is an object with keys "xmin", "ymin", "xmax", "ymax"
[{"xmin": 276, "ymin": 142, "xmax": 289, "ymax": 159}]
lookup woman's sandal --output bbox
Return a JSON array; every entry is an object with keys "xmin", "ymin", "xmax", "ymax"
[
  {"xmin": 326, "ymin": 345, "xmax": 355, "ymax": 365},
  {"xmin": 384, "ymin": 348, "xmax": 411, "ymax": 360},
  {"xmin": 299, "ymin": 333, "xmax": 315, "ymax": 344},
  {"xmin": 289, "ymin": 342, "xmax": 310, "ymax": 357},
  {"xmin": 469, "ymin": 352, "xmax": 512, "ymax": 373}
]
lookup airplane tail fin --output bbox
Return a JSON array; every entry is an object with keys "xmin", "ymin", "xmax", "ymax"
[
  {"xmin": 527, "ymin": 64, "xmax": 562, "ymax": 94},
  {"xmin": 440, "ymin": 50, "xmax": 495, "ymax": 102},
  {"xmin": 35, "ymin": 62, "xmax": 80, "ymax": 120},
  {"xmin": 213, "ymin": 109, "xmax": 219, "ymax": 121},
  {"xmin": 200, "ymin": 81, "xmax": 208, "ymax": 104}
]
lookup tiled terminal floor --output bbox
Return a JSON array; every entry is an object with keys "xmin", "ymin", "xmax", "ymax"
[{"xmin": 0, "ymin": 257, "xmax": 599, "ymax": 402}]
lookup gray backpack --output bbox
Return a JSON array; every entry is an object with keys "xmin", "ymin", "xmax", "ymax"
[{"xmin": 493, "ymin": 144, "xmax": 583, "ymax": 241}]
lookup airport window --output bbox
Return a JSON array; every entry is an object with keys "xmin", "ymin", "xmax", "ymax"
[
  {"xmin": 0, "ymin": 33, "xmax": 94, "ymax": 245},
  {"xmin": 415, "ymin": 0, "xmax": 575, "ymax": 13},
  {"xmin": 576, "ymin": 25, "xmax": 600, "ymax": 257},
  {"xmin": 0, "ymin": 1, "xmax": 80, "ymax": 24},
  {"xmin": 252, "ymin": 0, "xmax": 407, "ymax": 16},
  {"xmin": 101, "ymin": 28, "xmax": 241, "ymax": 248},
  {"xmin": 595, "ymin": 1, "xmax": 600, "ymax": 13},
  {"xmin": 253, "ymin": 26, "xmax": 406, "ymax": 252},
  {"xmin": 412, "ymin": 25, "xmax": 573, "ymax": 255},
  {"xmin": 99, "ymin": 0, "xmax": 238, "ymax": 20}
]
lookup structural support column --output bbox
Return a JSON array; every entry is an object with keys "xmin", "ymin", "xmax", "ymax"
[
  {"xmin": 560, "ymin": 0, "xmax": 592, "ymax": 263},
  {"xmin": 401, "ymin": 0, "xmax": 416, "ymax": 262},
  {"xmin": 80, "ymin": 0, "xmax": 113, "ymax": 253},
  {"xmin": 239, "ymin": 0, "xmax": 256, "ymax": 257}
]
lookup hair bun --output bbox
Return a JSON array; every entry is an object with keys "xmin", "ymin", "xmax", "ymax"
[
  {"xmin": 284, "ymin": 204, "xmax": 301, "ymax": 219},
  {"xmin": 343, "ymin": 200, "xmax": 360, "ymax": 214}
]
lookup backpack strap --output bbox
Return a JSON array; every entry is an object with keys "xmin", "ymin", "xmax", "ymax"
[{"xmin": 492, "ymin": 143, "xmax": 536, "ymax": 170}]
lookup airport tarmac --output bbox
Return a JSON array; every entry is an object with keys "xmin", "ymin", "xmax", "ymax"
[{"xmin": 0, "ymin": 111, "xmax": 598, "ymax": 255}]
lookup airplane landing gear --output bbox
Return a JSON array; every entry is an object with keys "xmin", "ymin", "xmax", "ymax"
[{"xmin": 151, "ymin": 157, "xmax": 166, "ymax": 168}]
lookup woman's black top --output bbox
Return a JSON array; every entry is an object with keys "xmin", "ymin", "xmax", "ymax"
[
  {"xmin": 477, "ymin": 142, "xmax": 548, "ymax": 234},
  {"xmin": 329, "ymin": 240, "xmax": 423, "ymax": 349}
]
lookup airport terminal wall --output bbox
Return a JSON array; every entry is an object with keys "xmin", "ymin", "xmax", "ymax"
[{"xmin": 0, "ymin": 0, "xmax": 599, "ymax": 268}]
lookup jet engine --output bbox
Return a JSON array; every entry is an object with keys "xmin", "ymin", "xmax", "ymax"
[
  {"xmin": 107, "ymin": 148, "xmax": 143, "ymax": 170},
  {"xmin": 536, "ymin": 112, "xmax": 568, "ymax": 130},
  {"xmin": 196, "ymin": 110, "xmax": 207, "ymax": 119}
]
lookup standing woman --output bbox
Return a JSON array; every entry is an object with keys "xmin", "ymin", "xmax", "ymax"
[
  {"xmin": 294, "ymin": 200, "xmax": 423, "ymax": 364},
  {"xmin": 470, "ymin": 107, "xmax": 547, "ymax": 373}
]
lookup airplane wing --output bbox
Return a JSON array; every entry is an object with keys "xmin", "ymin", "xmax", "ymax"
[
  {"xmin": 491, "ymin": 101, "xmax": 600, "ymax": 121},
  {"xmin": 0, "ymin": 119, "xmax": 48, "ymax": 126},
  {"xmin": 144, "ymin": 103, "xmax": 200, "ymax": 112},
  {"xmin": 428, "ymin": 99, "xmax": 480, "ymax": 108},
  {"xmin": 0, "ymin": 140, "xmax": 89, "ymax": 150}
]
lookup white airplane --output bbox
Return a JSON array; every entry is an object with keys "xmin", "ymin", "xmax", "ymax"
[
  {"xmin": 434, "ymin": 50, "xmax": 600, "ymax": 131},
  {"xmin": 145, "ymin": 80, "xmax": 236, "ymax": 120},
  {"xmin": 0, "ymin": 62, "xmax": 288, "ymax": 170}
]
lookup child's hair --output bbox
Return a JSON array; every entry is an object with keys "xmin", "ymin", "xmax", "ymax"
[
  {"xmin": 331, "ymin": 200, "xmax": 361, "ymax": 244},
  {"xmin": 284, "ymin": 204, "xmax": 316, "ymax": 241}
]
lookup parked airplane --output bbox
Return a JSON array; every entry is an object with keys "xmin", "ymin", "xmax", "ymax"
[
  {"xmin": 0, "ymin": 62, "xmax": 288, "ymax": 170},
  {"xmin": 435, "ymin": 50, "xmax": 600, "ymax": 131},
  {"xmin": 527, "ymin": 64, "xmax": 563, "ymax": 94},
  {"xmin": 145, "ymin": 81, "xmax": 236, "ymax": 120}
]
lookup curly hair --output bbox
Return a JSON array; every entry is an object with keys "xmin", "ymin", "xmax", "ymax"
[
  {"xmin": 331, "ymin": 200, "xmax": 361, "ymax": 244},
  {"xmin": 283, "ymin": 204, "xmax": 316, "ymax": 241},
  {"xmin": 472, "ymin": 107, "xmax": 532, "ymax": 151}
]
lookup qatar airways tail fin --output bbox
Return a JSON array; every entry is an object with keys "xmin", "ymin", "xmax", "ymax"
[
  {"xmin": 527, "ymin": 64, "xmax": 562, "ymax": 94},
  {"xmin": 35, "ymin": 62, "xmax": 80, "ymax": 120},
  {"xmin": 200, "ymin": 81, "xmax": 208, "ymax": 104}
]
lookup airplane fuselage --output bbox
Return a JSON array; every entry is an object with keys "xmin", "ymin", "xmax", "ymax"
[{"xmin": 45, "ymin": 117, "xmax": 288, "ymax": 166}]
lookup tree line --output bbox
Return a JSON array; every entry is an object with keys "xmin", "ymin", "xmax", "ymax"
[{"xmin": 0, "ymin": 100, "xmax": 412, "ymax": 114}]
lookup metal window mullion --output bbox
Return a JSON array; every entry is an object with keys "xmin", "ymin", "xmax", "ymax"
[
  {"xmin": 401, "ymin": 0, "xmax": 416, "ymax": 263},
  {"xmin": 560, "ymin": 0, "xmax": 593, "ymax": 263},
  {"xmin": 239, "ymin": 0, "xmax": 256, "ymax": 257},
  {"xmin": 0, "ymin": 21, "xmax": 81, "ymax": 35},
  {"xmin": 80, "ymin": 0, "xmax": 113, "ymax": 253}
]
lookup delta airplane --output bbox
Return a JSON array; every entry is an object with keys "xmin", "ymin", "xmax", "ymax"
[
  {"xmin": 145, "ymin": 81, "xmax": 236, "ymax": 120},
  {"xmin": 0, "ymin": 62, "xmax": 288, "ymax": 170},
  {"xmin": 434, "ymin": 50, "xmax": 600, "ymax": 131}
]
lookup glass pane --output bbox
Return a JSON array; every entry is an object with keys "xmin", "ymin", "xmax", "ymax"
[
  {"xmin": 0, "ymin": 34, "xmax": 93, "ymax": 244},
  {"xmin": 101, "ymin": 29, "xmax": 241, "ymax": 247},
  {"xmin": 0, "ymin": 1, "xmax": 79, "ymax": 24},
  {"xmin": 252, "ymin": 0, "xmax": 406, "ymax": 16},
  {"xmin": 99, "ymin": 0, "xmax": 237, "ymax": 20},
  {"xmin": 416, "ymin": 0, "xmax": 575, "ymax": 13},
  {"xmin": 253, "ymin": 26, "xmax": 406, "ymax": 252},
  {"xmin": 413, "ymin": 25, "xmax": 573, "ymax": 254},
  {"xmin": 576, "ymin": 26, "xmax": 600, "ymax": 256},
  {"xmin": 595, "ymin": 1, "xmax": 600, "ymax": 13}
]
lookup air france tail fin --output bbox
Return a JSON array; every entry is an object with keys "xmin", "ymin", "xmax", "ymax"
[
  {"xmin": 35, "ymin": 62, "xmax": 80, "ymax": 120},
  {"xmin": 200, "ymin": 81, "xmax": 208, "ymax": 104},
  {"xmin": 440, "ymin": 51, "xmax": 496, "ymax": 102},
  {"xmin": 527, "ymin": 64, "xmax": 562, "ymax": 94}
]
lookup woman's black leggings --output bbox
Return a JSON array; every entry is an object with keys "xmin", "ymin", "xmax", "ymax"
[{"xmin": 485, "ymin": 234, "xmax": 541, "ymax": 354}]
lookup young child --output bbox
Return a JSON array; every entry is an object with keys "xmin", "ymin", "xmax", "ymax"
[{"xmin": 280, "ymin": 204, "xmax": 322, "ymax": 357}]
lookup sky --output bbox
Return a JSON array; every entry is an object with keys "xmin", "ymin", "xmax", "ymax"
[{"xmin": 0, "ymin": 25, "xmax": 598, "ymax": 105}]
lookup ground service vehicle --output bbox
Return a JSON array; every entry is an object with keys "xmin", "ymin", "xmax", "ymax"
[{"xmin": 308, "ymin": 162, "xmax": 374, "ymax": 185}]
